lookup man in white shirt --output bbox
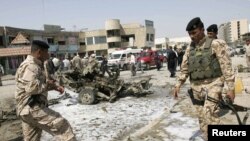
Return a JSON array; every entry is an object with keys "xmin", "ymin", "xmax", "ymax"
[
  {"xmin": 63, "ymin": 57, "xmax": 71, "ymax": 71},
  {"xmin": 245, "ymin": 39, "xmax": 250, "ymax": 69},
  {"xmin": 130, "ymin": 53, "xmax": 136, "ymax": 76}
]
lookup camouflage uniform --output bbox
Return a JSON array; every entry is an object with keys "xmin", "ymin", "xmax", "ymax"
[
  {"xmin": 72, "ymin": 55, "xmax": 82, "ymax": 70},
  {"xmin": 15, "ymin": 55, "xmax": 76, "ymax": 141},
  {"xmin": 175, "ymin": 37, "xmax": 235, "ymax": 136}
]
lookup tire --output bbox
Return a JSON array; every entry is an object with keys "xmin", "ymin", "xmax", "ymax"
[{"xmin": 78, "ymin": 88, "xmax": 96, "ymax": 105}]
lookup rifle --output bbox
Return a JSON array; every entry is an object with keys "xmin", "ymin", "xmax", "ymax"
[
  {"xmin": 187, "ymin": 89, "xmax": 250, "ymax": 125},
  {"xmin": 206, "ymin": 95, "xmax": 250, "ymax": 125}
]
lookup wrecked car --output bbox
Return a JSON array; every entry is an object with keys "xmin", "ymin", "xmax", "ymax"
[{"xmin": 56, "ymin": 58, "xmax": 152, "ymax": 105}]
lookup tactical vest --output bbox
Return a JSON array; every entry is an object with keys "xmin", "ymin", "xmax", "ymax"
[{"xmin": 188, "ymin": 38, "xmax": 222, "ymax": 81}]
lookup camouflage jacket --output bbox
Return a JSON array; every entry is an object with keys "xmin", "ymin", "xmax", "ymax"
[
  {"xmin": 176, "ymin": 37, "xmax": 235, "ymax": 91},
  {"xmin": 15, "ymin": 55, "xmax": 50, "ymax": 115}
]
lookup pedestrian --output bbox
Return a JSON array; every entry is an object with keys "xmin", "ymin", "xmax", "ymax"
[
  {"xmin": 155, "ymin": 51, "xmax": 161, "ymax": 71},
  {"xmin": 15, "ymin": 40, "xmax": 76, "ymax": 141},
  {"xmin": 136, "ymin": 52, "xmax": 144, "ymax": 73},
  {"xmin": 100, "ymin": 54, "xmax": 108, "ymax": 76},
  {"xmin": 44, "ymin": 54, "xmax": 57, "ymax": 81},
  {"xmin": 245, "ymin": 39, "xmax": 250, "ymax": 71},
  {"xmin": 167, "ymin": 47, "xmax": 177, "ymax": 77},
  {"xmin": 63, "ymin": 56, "xmax": 71, "ymax": 71},
  {"xmin": 52, "ymin": 55, "xmax": 60, "ymax": 71},
  {"xmin": 173, "ymin": 17, "xmax": 235, "ymax": 139},
  {"xmin": 129, "ymin": 53, "xmax": 136, "ymax": 76},
  {"xmin": 177, "ymin": 48, "xmax": 184, "ymax": 69},
  {"xmin": 0, "ymin": 64, "xmax": 4, "ymax": 86},
  {"xmin": 206, "ymin": 24, "xmax": 218, "ymax": 39}
]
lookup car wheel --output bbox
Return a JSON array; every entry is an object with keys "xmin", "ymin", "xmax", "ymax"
[{"xmin": 78, "ymin": 88, "xmax": 96, "ymax": 105}]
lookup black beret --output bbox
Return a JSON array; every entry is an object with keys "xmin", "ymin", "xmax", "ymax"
[
  {"xmin": 32, "ymin": 40, "xmax": 49, "ymax": 49},
  {"xmin": 207, "ymin": 24, "xmax": 218, "ymax": 33},
  {"xmin": 186, "ymin": 17, "xmax": 204, "ymax": 31}
]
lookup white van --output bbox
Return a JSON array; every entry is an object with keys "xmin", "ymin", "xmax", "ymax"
[{"xmin": 108, "ymin": 48, "xmax": 142, "ymax": 70}]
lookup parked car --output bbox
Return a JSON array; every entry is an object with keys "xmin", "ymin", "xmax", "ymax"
[
  {"xmin": 137, "ymin": 50, "xmax": 164, "ymax": 70},
  {"xmin": 227, "ymin": 47, "xmax": 236, "ymax": 57},
  {"xmin": 108, "ymin": 48, "xmax": 142, "ymax": 70},
  {"xmin": 95, "ymin": 56, "xmax": 103, "ymax": 64},
  {"xmin": 235, "ymin": 46, "xmax": 246, "ymax": 55}
]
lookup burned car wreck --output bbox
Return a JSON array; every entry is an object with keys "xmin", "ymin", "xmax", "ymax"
[{"xmin": 57, "ymin": 59, "xmax": 152, "ymax": 104}]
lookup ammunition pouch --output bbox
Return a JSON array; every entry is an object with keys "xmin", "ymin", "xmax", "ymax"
[
  {"xmin": 27, "ymin": 95, "xmax": 47, "ymax": 108},
  {"xmin": 188, "ymin": 38, "xmax": 222, "ymax": 81}
]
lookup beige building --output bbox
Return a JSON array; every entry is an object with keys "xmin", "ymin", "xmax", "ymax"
[
  {"xmin": 154, "ymin": 36, "xmax": 190, "ymax": 50},
  {"xmin": 79, "ymin": 19, "xmax": 155, "ymax": 56},
  {"xmin": 218, "ymin": 19, "xmax": 249, "ymax": 46}
]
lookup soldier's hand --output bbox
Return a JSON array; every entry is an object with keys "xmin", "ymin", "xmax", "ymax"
[
  {"xmin": 56, "ymin": 86, "xmax": 65, "ymax": 94},
  {"xmin": 226, "ymin": 90, "xmax": 235, "ymax": 102},
  {"xmin": 173, "ymin": 86, "xmax": 180, "ymax": 99},
  {"xmin": 47, "ymin": 79, "xmax": 56, "ymax": 85}
]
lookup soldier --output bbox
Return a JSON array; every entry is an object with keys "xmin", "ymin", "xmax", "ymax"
[
  {"xmin": 207, "ymin": 24, "xmax": 218, "ymax": 39},
  {"xmin": 72, "ymin": 53, "xmax": 82, "ymax": 70},
  {"xmin": 173, "ymin": 17, "xmax": 235, "ymax": 139},
  {"xmin": 81, "ymin": 56, "xmax": 89, "ymax": 68},
  {"xmin": 15, "ymin": 40, "xmax": 76, "ymax": 141}
]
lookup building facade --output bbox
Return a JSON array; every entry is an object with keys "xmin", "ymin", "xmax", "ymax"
[
  {"xmin": 0, "ymin": 19, "xmax": 155, "ymax": 74},
  {"xmin": 218, "ymin": 19, "xmax": 249, "ymax": 46},
  {"xmin": 79, "ymin": 19, "xmax": 155, "ymax": 56},
  {"xmin": 0, "ymin": 25, "xmax": 80, "ymax": 74}
]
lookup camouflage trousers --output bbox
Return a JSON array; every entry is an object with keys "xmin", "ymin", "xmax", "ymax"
[
  {"xmin": 20, "ymin": 105, "xmax": 76, "ymax": 141},
  {"xmin": 191, "ymin": 77, "xmax": 224, "ymax": 139}
]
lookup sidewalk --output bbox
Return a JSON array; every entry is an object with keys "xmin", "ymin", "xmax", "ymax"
[{"xmin": 1, "ymin": 74, "xmax": 15, "ymax": 81}]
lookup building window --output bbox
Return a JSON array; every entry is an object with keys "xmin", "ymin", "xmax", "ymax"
[
  {"xmin": 58, "ymin": 41, "xmax": 66, "ymax": 45},
  {"xmin": 86, "ymin": 37, "xmax": 94, "ymax": 45},
  {"xmin": 79, "ymin": 42, "xmax": 86, "ymax": 46},
  {"xmin": 47, "ymin": 38, "xmax": 54, "ymax": 45},
  {"xmin": 108, "ymin": 42, "xmax": 120, "ymax": 48},
  {"xmin": 94, "ymin": 36, "xmax": 106, "ymax": 44},
  {"xmin": 150, "ymin": 34, "xmax": 154, "ymax": 42},
  {"xmin": 121, "ymin": 35, "xmax": 135, "ymax": 42},
  {"xmin": 146, "ymin": 34, "xmax": 154, "ymax": 41},
  {"xmin": 146, "ymin": 34, "xmax": 149, "ymax": 41},
  {"xmin": 156, "ymin": 44, "xmax": 162, "ymax": 48},
  {"xmin": 0, "ymin": 36, "xmax": 3, "ymax": 46},
  {"xmin": 107, "ymin": 30, "xmax": 120, "ymax": 37}
]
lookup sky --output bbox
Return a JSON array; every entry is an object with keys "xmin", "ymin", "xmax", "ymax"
[{"xmin": 0, "ymin": 0, "xmax": 250, "ymax": 38}]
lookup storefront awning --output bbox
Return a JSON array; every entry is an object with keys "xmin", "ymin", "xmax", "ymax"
[{"xmin": 0, "ymin": 46, "xmax": 31, "ymax": 57}]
